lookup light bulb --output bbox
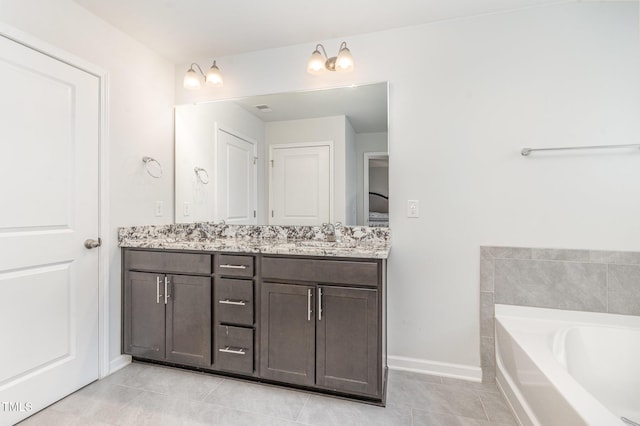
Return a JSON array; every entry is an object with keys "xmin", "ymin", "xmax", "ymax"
[
  {"xmin": 206, "ymin": 61, "xmax": 223, "ymax": 87},
  {"xmin": 183, "ymin": 68, "xmax": 202, "ymax": 89},
  {"xmin": 307, "ymin": 49, "xmax": 326, "ymax": 74},
  {"xmin": 336, "ymin": 46, "xmax": 354, "ymax": 72}
]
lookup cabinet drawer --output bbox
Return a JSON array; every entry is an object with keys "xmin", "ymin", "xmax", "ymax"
[
  {"xmin": 125, "ymin": 250, "xmax": 211, "ymax": 275},
  {"xmin": 215, "ymin": 278, "xmax": 254, "ymax": 326},
  {"xmin": 216, "ymin": 325, "xmax": 253, "ymax": 375},
  {"xmin": 216, "ymin": 255, "xmax": 254, "ymax": 278},
  {"xmin": 261, "ymin": 257, "xmax": 378, "ymax": 286}
]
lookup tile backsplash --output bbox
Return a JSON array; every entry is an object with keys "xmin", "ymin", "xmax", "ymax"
[{"xmin": 479, "ymin": 246, "xmax": 640, "ymax": 382}]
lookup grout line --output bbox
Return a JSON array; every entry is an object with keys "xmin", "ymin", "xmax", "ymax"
[
  {"xmin": 203, "ymin": 399, "xmax": 312, "ymax": 425},
  {"xmin": 200, "ymin": 377, "xmax": 227, "ymax": 402},
  {"xmin": 491, "ymin": 257, "xmax": 495, "ymax": 293},
  {"xmin": 293, "ymin": 394, "xmax": 311, "ymax": 423},
  {"xmin": 476, "ymin": 390, "xmax": 492, "ymax": 422},
  {"xmin": 606, "ymin": 263, "xmax": 609, "ymax": 313},
  {"xmin": 413, "ymin": 406, "xmax": 491, "ymax": 424}
]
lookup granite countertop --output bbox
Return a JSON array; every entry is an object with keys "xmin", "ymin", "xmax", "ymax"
[{"xmin": 118, "ymin": 223, "xmax": 391, "ymax": 259}]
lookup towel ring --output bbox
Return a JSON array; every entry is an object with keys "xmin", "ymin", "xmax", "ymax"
[
  {"xmin": 142, "ymin": 156, "xmax": 163, "ymax": 178},
  {"xmin": 194, "ymin": 166, "xmax": 209, "ymax": 184}
]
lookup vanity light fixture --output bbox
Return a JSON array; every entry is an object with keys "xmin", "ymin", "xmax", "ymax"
[
  {"xmin": 183, "ymin": 60, "xmax": 223, "ymax": 89},
  {"xmin": 307, "ymin": 41, "xmax": 354, "ymax": 74}
]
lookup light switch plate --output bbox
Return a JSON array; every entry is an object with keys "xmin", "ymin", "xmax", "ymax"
[
  {"xmin": 183, "ymin": 201, "xmax": 192, "ymax": 217},
  {"xmin": 407, "ymin": 200, "xmax": 419, "ymax": 218}
]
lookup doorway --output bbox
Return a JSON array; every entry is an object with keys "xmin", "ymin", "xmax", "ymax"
[{"xmin": 363, "ymin": 152, "xmax": 389, "ymax": 227}]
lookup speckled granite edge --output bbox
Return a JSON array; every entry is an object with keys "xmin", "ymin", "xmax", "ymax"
[{"xmin": 118, "ymin": 223, "xmax": 391, "ymax": 259}]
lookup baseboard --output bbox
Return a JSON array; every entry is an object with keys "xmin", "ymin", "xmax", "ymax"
[
  {"xmin": 388, "ymin": 355, "xmax": 482, "ymax": 382},
  {"xmin": 108, "ymin": 355, "xmax": 131, "ymax": 376}
]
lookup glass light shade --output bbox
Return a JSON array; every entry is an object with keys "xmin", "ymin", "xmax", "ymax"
[
  {"xmin": 307, "ymin": 50, "xmax": 326, "ymax": 74},
  {"xmin": 336, "ymin": 46, "xmax": 354, "ymax": 72},
  {"xmin": 206, "ymin": 62, "xmax": 223, "ymax": 87},
  {"xmin": 183, "ymin": 68, "xmax": 202, "ymax": 89}
]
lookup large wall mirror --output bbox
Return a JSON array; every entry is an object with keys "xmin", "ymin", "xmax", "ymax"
[{"xmin": 175, "ymin": 82, "xmax": 388, "ymax": 227}]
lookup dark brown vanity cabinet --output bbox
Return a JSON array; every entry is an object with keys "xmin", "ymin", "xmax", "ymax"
[
  {"xmin": 260, "ymin": 282, "xmax": 316, "ymax": 386},
  {"xmin": 122, "ymin": 248, "xmax": 386, "ymax": 402},
  {"xmin": 123, "ymin": 250, "xmax": 212, "ymax": 368},
  {"xmin": 316, "ymin": 285, "xmax": 379, "ymax": 396},
  {"xmin": 214, "ymin": 254, "xmax": 256, "ymax": 376},
  {"xmin": 260, "ymin": 256, "xmax": 383, "ymax": 399}
]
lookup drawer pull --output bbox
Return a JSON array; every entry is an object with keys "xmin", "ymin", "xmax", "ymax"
[
  {"xmin": 164, "ymin": 276, "xmax": 170, "ymax": 305},
  {"xmin": 220, "ymin": 264, "xmax": 247, "ymax": 270},
  {"xmin": 156, "ymin": 276, "xmax": 162, "ymax": 304},
  {"xmin": 219, "ymin": 346, "xmax": 246, "ymax": 355},
  {"xmin": 218, "ymin": 299, "xmax": 247, "ymax": 306}
]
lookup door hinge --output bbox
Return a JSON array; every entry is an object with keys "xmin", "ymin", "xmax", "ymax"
[
  {"xmin": 271, "ymin": 210, "xmax": 274, "ymax": 218},
  {"xmin": 270, "ymin": 159, "xmax": 274, "ymax": 167},
  {"xmin": 253, "ymin": 156, "xmax": 258, "ymax": 165},
  {"xmin": 253, "ymin": 210, "xmax": 256, "ymax": 218}
]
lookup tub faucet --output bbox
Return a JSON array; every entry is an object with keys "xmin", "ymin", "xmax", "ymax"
[{"xmin": 322, "ymin": 222, "xmax": 342, "ymax": 242}]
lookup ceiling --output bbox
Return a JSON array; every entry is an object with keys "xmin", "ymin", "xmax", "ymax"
[
  {"xmin": 73, "ymin": 0, "xmax": 565, "ymax": 63},
  {"xmin": 229, "ymin": 82, "xmax": 388, "ymax": 133}
]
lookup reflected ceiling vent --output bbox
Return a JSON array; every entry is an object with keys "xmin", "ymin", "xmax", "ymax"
[{"xmin": 254, "ymin": 104, "xmax": 272, "ymax": 112}]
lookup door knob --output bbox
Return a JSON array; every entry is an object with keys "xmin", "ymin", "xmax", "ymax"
[{"xmin": 84, "ymin": 238, "xmax": 102, "ymax": 249}]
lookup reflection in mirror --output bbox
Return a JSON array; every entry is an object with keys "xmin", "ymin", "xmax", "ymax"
[{"xmin": 175, "ymin": 82, "xmax": 388, "ymax": 226}]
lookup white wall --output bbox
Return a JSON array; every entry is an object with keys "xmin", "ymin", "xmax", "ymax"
[
  {"xmin": 0, "ymin": 0, "xmax": 176, "ymax": 370},
  {"xmin": 356, "ymin": 132, "xmax": 388, "ymax": 224},
  {"xmin": 175, "ymin": 2, "xmax": 640, "ymax": 378},
  {"xmin": 175, "ymin": 102, "xmax": 265, "ymax": 223},
  {"xmin": 265, "ymin": 116, "xmax": 349, "ymax": 223}
]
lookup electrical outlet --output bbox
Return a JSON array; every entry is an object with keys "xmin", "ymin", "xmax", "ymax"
[
  {"xmin": 155, "ymin": 201, "xmax": 163, "ymax": 217},
  {"xmin": 183, "ymin": 201, "xmax": 192, "ymax": 217},
  {"xmin": 407, "ymin": 200, "xmax": 419, "ymax": 218}
]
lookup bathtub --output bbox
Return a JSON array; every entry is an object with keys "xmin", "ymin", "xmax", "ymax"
[{"xmin": 494, "ymin": 304, "xmax": 640, "ymax": 426}]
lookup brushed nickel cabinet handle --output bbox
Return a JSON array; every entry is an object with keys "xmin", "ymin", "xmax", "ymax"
[
  {"xmin": 164, "ymin": 276, "xmax": 170, "ymax": 304},
  {"xmin": 219, "ymin": 264, "xmax": 247, "ymax": 269},
  {"xmin": 307, "ymin": 288, "xmax": 312, "ymax": 321},
  {"xmin": 156, "ymin": 276, "xmax": 162, "ymax": 304},
  {"xmin": 318, "ymin": 288, "xmax": 323, "ymax": 321},
  {"xmin": 218, "ymin": 299, "xmax": 247, "ymax": 306},
  {"xmin": 219, "ymin": 346, "xmax": 246, "ymax": 355}
]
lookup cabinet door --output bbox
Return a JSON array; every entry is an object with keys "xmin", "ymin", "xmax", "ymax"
[
  {"xmin": 260, "ymin": 282, "xmax": 315, "ymax": 386},
  {"xmin": 316, "ymin": 286, "xmax": 379, "ymax": 396},
  {"xmin": 123, "ymin": 271, "xmax": 166, "ymax": 361},
  {"xmin": 165, "ymin": 274, "xmax": 212, "ymax": 367}
]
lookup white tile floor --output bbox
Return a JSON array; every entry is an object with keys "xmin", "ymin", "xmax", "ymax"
[{"xmin": 20, "ymin": 362, "xmax": 517, "ymax": 425}]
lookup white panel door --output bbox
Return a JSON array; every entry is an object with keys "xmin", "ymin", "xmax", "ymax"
[
  {"xmin": 0, "ymin": 35, "xmax": 100, "ymax": 425},
  {"xmin": 216, "ymin": 128, "xmax": 257, "ymax": 224},
  {"xmin": 269, "ymin": 144, "xmax": 331, "ymax": 226}
]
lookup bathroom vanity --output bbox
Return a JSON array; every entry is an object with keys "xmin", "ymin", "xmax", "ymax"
[{"xmin": 119, "ymin": 223, "xmax": 390, "ymax": 403}]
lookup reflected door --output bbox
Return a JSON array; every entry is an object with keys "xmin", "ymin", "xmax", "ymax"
[
  {"xmin": 269, "ymin": 143, "xmax": 332, "ymax": 226},
  {"xmin": 216, "ymin": 128, "xmax": 257, "ymax": 224},
  {"xmin": 0, "ymin": 34, "xmax": 100, "ymax": 424}
]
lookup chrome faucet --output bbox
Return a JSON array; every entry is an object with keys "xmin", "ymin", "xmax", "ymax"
[{"xmin": 322, "ymin": 222, "xmax": 342, "ymax": 242}]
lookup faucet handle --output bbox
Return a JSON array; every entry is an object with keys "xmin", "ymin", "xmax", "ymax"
[{"xmin": 335, "ymin": 222, "xmax": 343, "ymax": 227}]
